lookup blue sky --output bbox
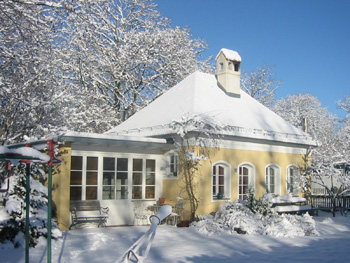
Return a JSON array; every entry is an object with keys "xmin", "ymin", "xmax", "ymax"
[{"xmin": 156, "ymin": 0, "xmax": 350, "ymax": 118}]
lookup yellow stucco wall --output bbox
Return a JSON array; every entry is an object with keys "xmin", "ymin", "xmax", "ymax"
[
  {"xmin": 52, "ymin": 144, "xmax": 72, "ymax": 230},
  {"xmin": 52, "ymin": 141, "xmax": 307, "ymax": 227},
  {"xmin": 163, "ymin": 146, "xmax": 305, "ymax": 220}
]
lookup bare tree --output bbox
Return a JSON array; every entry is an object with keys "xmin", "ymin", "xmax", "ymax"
[
  {"xmin": 0, "ymin": 0, "xmax": 213, "ymax": 143},
  {"xmin": 337, "ymin": 95, "xmax": 350, "ymax": 119},
  {"xmin": 0, "ymin": 0, "xmax": 68, "ymax": 144},
  {"xmin": 59, "ymin": 0, "xmax": 213, "ymax": 125},
  {"xmin": 274, "ymin": 93, "xmax": 350, "ymax": 216},
  {"xmin": 241, "ymin": 65, "xmax": 281, "ymax": 108}
]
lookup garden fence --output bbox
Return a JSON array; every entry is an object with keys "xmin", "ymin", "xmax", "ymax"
[{"xmin": 311, "ymin": 195, "xmax": 350, "ymax": 211}]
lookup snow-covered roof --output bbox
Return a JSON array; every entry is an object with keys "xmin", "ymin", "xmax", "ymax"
[
  {"xmin": 61, "ymin": 131, "xmax": 172, "ymax": 149},
  {"xmin": 216, "ymin": 48, "xmax": 242, "ymax": 62},
  {"xmin": 107, "ymin": 71, "xmax": 315, "ymax": 146},
  {"xmin": 62, "ymin": 131, "xmax": 166, "ymax": 144}
]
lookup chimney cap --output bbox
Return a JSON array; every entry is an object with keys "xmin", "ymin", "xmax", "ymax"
[{"xmin": 216, "ymin": 48, "xmax": 241, "ymax": 62}]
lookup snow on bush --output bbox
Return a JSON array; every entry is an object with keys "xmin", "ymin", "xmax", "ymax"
[
  {"xmin": 191, "ymin": 200, "xmax": 319, "ymax": 237},
  {"xmin": 0, "ymin": 164, "xmax": 62, "ymax": 248}
]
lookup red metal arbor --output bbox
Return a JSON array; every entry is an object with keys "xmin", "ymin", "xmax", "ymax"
[{"xmin": 0, "ymin": 139, "xmax": 61, "ymax": 263}]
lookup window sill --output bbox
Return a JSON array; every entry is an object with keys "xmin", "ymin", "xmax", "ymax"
[{"xmin": 212, "ymin": 197, "xmax": 231, "ymax": 202}]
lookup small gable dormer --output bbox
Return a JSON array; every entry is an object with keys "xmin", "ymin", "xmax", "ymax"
[{"xmin": 216, "ymin": 48, "xmax": 241, "ymax": 97}]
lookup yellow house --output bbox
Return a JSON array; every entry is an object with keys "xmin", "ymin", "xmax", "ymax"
[{"xmin": 53, "ymin": 49, "xmax": 316, "ymax": 229}]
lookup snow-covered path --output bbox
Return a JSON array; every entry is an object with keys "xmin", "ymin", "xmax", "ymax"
[{"xmin": 1, "ymin": 213, "xmax": 350, "ymax": 263}]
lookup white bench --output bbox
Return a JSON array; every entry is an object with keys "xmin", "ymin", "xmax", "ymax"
[
  {"xmin": 273, "ymin": 204, "xmax": 318, "ymax": 215},
  {"xmin": 270, "ymin": 194, "xmax": 318, "ymax": 216}
]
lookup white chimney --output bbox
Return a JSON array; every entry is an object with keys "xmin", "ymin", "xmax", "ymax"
[{"xmin": 216, "ymin": 48, "xmax": 241, "ymax": 97}]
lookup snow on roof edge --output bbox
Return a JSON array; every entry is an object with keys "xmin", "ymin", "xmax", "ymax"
[
  {"xmin": 0, "ymin": 145, "xmax": 50, "ymax": 162},
  {"xmin": 62, "ymin": 131, "xmax": 168, "ymax": 144},
  {"xmin": 109, "ymin": 124, "xmax": 317, "ymax": 147}
]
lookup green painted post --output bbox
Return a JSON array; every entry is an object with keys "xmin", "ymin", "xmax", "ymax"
[
  {"xmin": 25, "ymin": 162, "xmax": 31, "ymax": 263},
  {"xmin": 47, "ymin": 157, "xmax": 53, "ymax": 263},
  {"xmin": 47, "ymin": 139, "xmax": 56, "ymax": 263}
]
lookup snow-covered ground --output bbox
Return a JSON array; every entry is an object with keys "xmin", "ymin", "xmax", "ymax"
[{"xmin": 1, "ymin": 211, "xmax": 350, "ymax": 263}]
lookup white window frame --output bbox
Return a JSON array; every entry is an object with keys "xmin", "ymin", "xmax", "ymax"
[
  {"xmin": 212, "ymin": 161, "xmax": 231, "ymax": 201},
  {"xmin": 238, "ymin": 163, "xmax": 255, "ymax": 200},
  {"xmin": 70, "ymin": 155, "xmax": 98, "ymax": 201},
  {"xmin": 287, "ymin": 165, "xmax": 300, "ymax": 196},
  {"xmin": 70, "ymin": 151, "xmax": 160, "ymax": 201},
  {"xmin": 265, "ymin": 164, "xmax": 281, "ymax": 195},
  {"xmin": 102, "ymin": 157, "xmax": 129, "ymax": 200},
  {"xmin": 170, "ymin": 152, "xmax": 179, "ymax": 177}
]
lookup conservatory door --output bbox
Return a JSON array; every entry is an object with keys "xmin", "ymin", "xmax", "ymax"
[{"xmin": 101, "ymin": 157, "xmax": 156, "ymax": 225}]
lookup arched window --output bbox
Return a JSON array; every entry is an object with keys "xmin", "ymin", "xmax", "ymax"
[
  {"xmin": 212, "ymin": 162, "xmax": 231, "ymax": 200},
  {"xmin": 287, "ymin": 165, "xmax": 300, "ymax": 195},
  {"xmin": 265, "ymin": 164, "xmax": 281, "ymax": 195},
  {"xmin": 238, "ymin": 164, "xmax": 254, "ymax": 200}
]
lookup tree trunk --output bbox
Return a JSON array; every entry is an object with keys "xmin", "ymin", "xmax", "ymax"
[{"xmin": 332, "ymin": 198, "xmax": 336, "ymax": 217}]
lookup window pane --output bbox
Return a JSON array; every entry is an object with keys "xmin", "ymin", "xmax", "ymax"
[
  {"xmin": 133, "ymin": 173, "xmax": 142, "ymax": 185},
  {"xmin": 116, "ymin": 186, "xmax": 128, "ymax": 199},
  {"xmin": 103, "ymin": 157, "xmax": 115, "ymax": 170},
  {"xmin": 146, "ymin": 159, "xmax": 155, "ymax": 172},
  {"xmin": 133, "ymin": 159, "xmax": 142, "ymax": 171},
  {"xmin": 213, "ymin": 166, "xmax": 216, "ymax": 175},
  {"xmin": 117, "ymin": 158, "xmax": 128, "ymax": 171},
  {"xmin": 219, "ymin": 176, "xmax": 224, "ymax": 185},
  {"xmin": 243, "ymin": 185, "xmax": 248, "ymax": 194},
  {"xmin": 170, "ymin": 156, "xmax": 174, "ymax": 172},
  {"xmin": 87, "ymin": 157, "xmax": 98, "ymax": 170},
  {"xmin": 70, "ymin": 171, "xmax": 82, "ymax": 185},
  {"xmin": 146, "ymin": 172, "xmax": 155, "ymax": 185},
  {"xmin": 219, "ymin": 166, "xmax": 224, "ymax": 175},
  {"xmin": 132, "ymin": 186, "xmax": 142, "ymax": 199},
  {"xmin": 87, "ymin": 172, "xmax": 98, "ymax": 185},
  {"xmin": 243, "ymin": 167, "xmax": 248, "ymax": 175},
  {"xmin": 243, "ymin": 175, "xmax": 248, "ymax": 185},
  {"xmin": 117, "ymin": 172, "xmax": 128, "ymax": 185},
  {"xmin": 103, "ymin": 172, "xmax": 115, "ymax": 185},
  {"xmin": 213, "ymin": 186, "xmax": 217, "ymax": 195},
  {"xmin": 145, "ymin": 186, "xmax": 155, "ymax": 199},
  {"xmin": 170, "ymin": 163, "xmax": 174, "ymax": 173},
  {"xmin": 170, "ymin": 155, "xmax": 177, "ymax": 173},
  {"xmin": 86, "ymin": 186, "xmax": 97, "ymax": 200},
  {"xmin": 103, "ymin": 186, "xmax": 115, "ymax": 200},
  {"xmin": 71, "ymin": 156, "xmax": 82, "ymax": 170},
  {"xmin": 70, "ymin": 186, "xmax": 82, "ymax": 200},
  {"xmin": 219, "ymin": 186, "xmax": 224, "ymax": 193}
]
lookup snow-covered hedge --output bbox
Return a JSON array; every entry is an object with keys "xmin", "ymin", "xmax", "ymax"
[{"xmin": 191, "ymin": 201, "xmax": 319, "ymax": 238}]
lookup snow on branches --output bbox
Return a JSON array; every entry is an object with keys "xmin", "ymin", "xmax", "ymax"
[{"xmin": 0, "ymin": 0, "xmax": 213, "ymax": 144}]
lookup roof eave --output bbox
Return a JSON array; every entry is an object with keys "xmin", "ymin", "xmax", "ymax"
[
  {"xmin": 60, "ymin": 131, "xmax": 173, "ymax": 150},
  {"xmin": 110, "ymin": 127, "xmax": 317, "ymax": 148}
]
